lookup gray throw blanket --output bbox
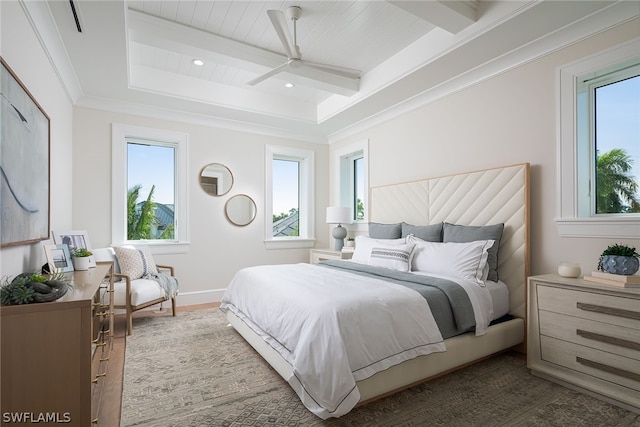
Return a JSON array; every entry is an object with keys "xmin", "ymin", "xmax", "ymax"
[
  {"xmin": 143, "ymin": 272, "xmax": 179, "ymax": 299},
  {"xmin": 318, "ymin": 260, "xmax": 475, "ymax": 339}
]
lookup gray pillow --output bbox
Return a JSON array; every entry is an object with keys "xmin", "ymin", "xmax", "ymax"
[
  {"xmin": 401, "ymin": 222, "xmax": 443, "ymax": 242},
  {"xmin": 368, "ymin": 222, "xmax": 402, "ymax": 239},
  {"xmin": 442, "ymin": 222, "xmax": 504, "ymax": 282}
]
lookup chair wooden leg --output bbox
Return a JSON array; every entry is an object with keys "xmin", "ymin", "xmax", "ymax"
[
  {"xmin": 127, "ymin": 310, "xmax": 133, "ymax": 336},
  {"xmin": 171, "ymin": 297, "xmax": 177, "ymax": 317}
]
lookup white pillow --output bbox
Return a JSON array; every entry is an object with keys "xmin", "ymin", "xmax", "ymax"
[
  {"xmin": 368, "ymin": 242, "xmax": 416, "ymax": 272},
  {"xmin": 113, "ymin": 245, "xmax": 158, "ymax": 279},
  {"xmin": 407, "ymin": 235, "xmax": 494, "ymax": 286},
  {"xmin": 351, "ymin": 235, "xmax": 406, "ymax": 264}
]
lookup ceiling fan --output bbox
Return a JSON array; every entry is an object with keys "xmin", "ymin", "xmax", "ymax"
[{"xmin": 247, "ymin": 6, "xmax": 361, "ymax": 91}]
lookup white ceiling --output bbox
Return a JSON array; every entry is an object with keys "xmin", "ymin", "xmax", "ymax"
[{"xmin": 42, "ymin": 0, "xmax": 635, "ymax": 142}]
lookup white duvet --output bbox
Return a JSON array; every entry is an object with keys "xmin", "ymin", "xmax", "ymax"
[{"xmin": 220, "ymin": 263, "xmax": 446, "ymax": 419}]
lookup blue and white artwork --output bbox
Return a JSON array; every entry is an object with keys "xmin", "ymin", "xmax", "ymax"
[{"xmin": 1, "ymin": 58, "xmax": 50, "ymax": 247}]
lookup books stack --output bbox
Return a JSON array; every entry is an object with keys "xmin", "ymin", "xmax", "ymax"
[{"xmin": 583, "ymin": 271, "xmax": 640, "ymax": 288}]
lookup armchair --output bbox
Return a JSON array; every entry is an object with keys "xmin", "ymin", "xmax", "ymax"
[{"xmin": 93, "ymin": 247, "xmax": 178, "ymax": 335}]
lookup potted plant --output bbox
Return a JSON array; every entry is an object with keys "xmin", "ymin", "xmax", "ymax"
[
  {"xmin": 597, "ymin": 243, "xmax": 639, "ymax": 275},
  {"xmin": 71, "ymin": 247, "xmax": 93, "ymax": 271},
  {"xmin": 1, "ymin": 272, "xmax": 70, "ymax": 305},
  {"xmin": 345, "ymin": 237, "xmax": 355, "ymax": 248}
]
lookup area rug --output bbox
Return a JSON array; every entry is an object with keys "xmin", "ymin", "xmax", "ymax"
[{"xmin": 121, "ymin": 308, "xmax": 639, "ymax": 426}]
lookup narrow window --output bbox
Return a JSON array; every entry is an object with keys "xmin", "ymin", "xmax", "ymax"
[
  {"xmin": 592, "ymin": 74, "xmax": 640, "ymax": 214},
  {"xmin": 127, "ymin": 140, "xmax": 176, "ymax": 239},
  {"xmin": 353, "ymin": 156, "xmax": 366, "ymax": 221},
  {"xmin": 335, "ymin": 139, "xmax": 368, "ymax": 224},
  {"xmin": 265, "ymin": 145, "xmax": 314, "ymax": 249},
  {"xmin": 272, "ymin": 158, "xmax": 300, "ymax": 237}
]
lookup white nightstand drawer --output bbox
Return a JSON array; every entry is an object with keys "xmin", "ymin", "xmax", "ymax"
[
  {"xmin": 540, "ymin": 335, "xmax": 640, "ymax": 392},
  {"xmin": 537, "ymin": 285, "xmax": 640, "ymax": 330},
  {"xmin": 539, "ymin": 310, "xmax": 640, "ymax": 360}
]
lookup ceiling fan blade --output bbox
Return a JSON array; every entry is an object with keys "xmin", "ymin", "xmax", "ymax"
[
  {"xmin": 247, "ymin": 62, "xmax": 290, "ymax": 86},
  {"xmin": 267, "ymin": 10, "xmax": 298, "ymax": 59},
  {"xmin": 302, "ymin": 60, "xmax": 361, "ymax": 79}
]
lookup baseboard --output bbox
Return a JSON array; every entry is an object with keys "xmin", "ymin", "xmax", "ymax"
[{"xmin": 176, "ymin": 289, "xmax": 225, "ymax": 306}]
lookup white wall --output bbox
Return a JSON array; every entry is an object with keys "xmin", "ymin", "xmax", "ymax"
[
  {"xmin": 0, "ymin": 1, "xmax": 73, "ymax": 278},
  {"xmin": 72, "ymin": 107, "xmax": 330, "ymax": 304},
  {"xmin": 330, "ymin": 18, "xmax": 640, "ymax": 278}
]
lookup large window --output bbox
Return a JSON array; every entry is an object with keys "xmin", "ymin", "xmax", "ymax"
[
  {"xmin": 265, "ymin": 145, "xmax": 314, "ymax": 248},
  {"xmin": 557, "ymin": 39, "xmax": 640, "ymax": 238},
  {"xmin": 112, "ymin": 124, "xmax": 189, "ymax": 253}
]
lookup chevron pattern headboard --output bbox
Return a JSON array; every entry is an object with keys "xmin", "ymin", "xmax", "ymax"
[{"xmin": 370, "ymin": 163, "xmax": 530, "ymax": 318}]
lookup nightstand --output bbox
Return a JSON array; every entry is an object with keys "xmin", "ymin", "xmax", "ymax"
[
  {"xmin": 527, "ymin": 274, "xmax": 640, "ymax": 413},
  {"xmin": 309, "ymin": 248, "xmax": 353, "ymax": 264}
]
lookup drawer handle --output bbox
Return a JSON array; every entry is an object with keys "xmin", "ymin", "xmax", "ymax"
[
  {"xmin": 576, "ymin": 329, "xmax": 640, "ymax": 351},
  {"xmin": 576, "ymin": 357, "xmax": 640, "ymax": 382},
  {"xmin": 91, "ymin": 372, "xmax": 107, "ymax": 384},
  {"xmin": 576, "ymin": 302, "xmax": 640, "ymax": 321}
]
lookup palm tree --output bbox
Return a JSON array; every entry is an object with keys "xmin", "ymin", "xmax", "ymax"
[
  {"xmin": 127, "ymin": 185, "xmax": 156, "ymax": 239},
  {"xmin": 596, "ymin": 148, "xmax": 640, "ymax": 213}
]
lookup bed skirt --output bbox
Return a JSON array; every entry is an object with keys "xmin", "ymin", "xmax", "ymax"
[{"xmin": 224, "ymin": 309, "xmax": 524, "ymax": 407}]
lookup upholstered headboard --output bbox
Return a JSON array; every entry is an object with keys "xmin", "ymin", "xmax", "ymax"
[{"xmin": 370, "ymin": 163, "xmax": 530, "ymax": 318}]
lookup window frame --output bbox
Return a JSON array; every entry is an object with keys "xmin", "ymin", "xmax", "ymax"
[
  {"xmin": 112, "ymin": 123, "xmax": 189, "ymax": 254},
  {"xmin": 557, "ymin": 38, "xmax": 640, "ymax": 239},
  {"xmin": 264, "ymin": 145, "xmax": 315, "ymax": 249}
]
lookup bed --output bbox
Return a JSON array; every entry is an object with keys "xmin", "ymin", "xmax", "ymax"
[{"xmin": 221, "ymin": 163, "xmax": 530, "ymax": 419}]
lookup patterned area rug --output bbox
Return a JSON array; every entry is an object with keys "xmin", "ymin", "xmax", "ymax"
[{"xmin": 121, "ymin": 308, "xmax": 639, "ymax": 426}]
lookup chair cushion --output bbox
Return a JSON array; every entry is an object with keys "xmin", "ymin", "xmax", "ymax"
[{"xmin": 113, "ymin": 278, "xmax": 165, "ymax": 307}]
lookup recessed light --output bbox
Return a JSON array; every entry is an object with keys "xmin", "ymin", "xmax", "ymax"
[
  {"xmin": 192, "ymin": 59, "xmax": 204, "ymax": 66},
  {"xmin": 284, "ymin": 82, "xmax": 295, "ymax": 88}
]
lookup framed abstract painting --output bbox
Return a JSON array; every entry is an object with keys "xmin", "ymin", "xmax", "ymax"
[{"xmin": 0, "ymin": 57, "xmax": 50, "ymax": 247}]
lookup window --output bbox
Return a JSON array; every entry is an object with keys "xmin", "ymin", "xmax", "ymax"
[
  {"xmin": 557, "ymin": 39, "xmax": 640, "ymax": 238},
  {"xmin": 265, "ymin": 145, "xmax": 314, "ymax": 249},
  {"xmin": 589, "ymin": 70, "xmax": 639, "ymax": 214},
  {"xmin": 335, "ymin": 139, "xmax": 369, "ymax": 224},
  {"xmin": 112, "ymin": 124, "xmax": 189, "ymax": 253}
]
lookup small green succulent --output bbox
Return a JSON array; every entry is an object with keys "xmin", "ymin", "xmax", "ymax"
[{"xmin": 1, "ymin": 276, "xmax": 35, "ymax": 305}]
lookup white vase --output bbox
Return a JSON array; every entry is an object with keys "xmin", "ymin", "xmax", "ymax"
[{"xmin": 73, "ymin": 257, "xmax": 91, "ymax": 271}]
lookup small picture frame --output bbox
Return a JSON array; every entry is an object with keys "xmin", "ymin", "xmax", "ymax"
[
  {"xmin": 44, "ymin": 244, "xmax": 74, "ymax": 273},
  {"xmin": 52, "ymin": 230, "xmax": 96, "ymax": 268}
]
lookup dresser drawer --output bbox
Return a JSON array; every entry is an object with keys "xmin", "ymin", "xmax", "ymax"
[
  {"xmin": 539, "ymin": 310, "xmax": 640, "ymax": 360},
  {"xmin": 537, "ymin": 285, "xmax": 640, "ymax": 330},
  {"xmin": 540, "ymin": 335, "xmax": 640, "ymax": 392}
]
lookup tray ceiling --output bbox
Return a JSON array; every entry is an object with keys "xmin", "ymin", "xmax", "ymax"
[{"xmin": 42, "ymin": 0, "xmax": 632, "ymax": 141}]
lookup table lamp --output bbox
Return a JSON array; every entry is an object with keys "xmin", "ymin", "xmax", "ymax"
[{"xmin": 326, "ymin": 207, "xmax": 351, "ymax": 251}]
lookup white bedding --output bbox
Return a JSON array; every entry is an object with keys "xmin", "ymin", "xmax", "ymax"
[{"xmin": 220, "ymin": 263, "xmax": 447, "ymax": 419}]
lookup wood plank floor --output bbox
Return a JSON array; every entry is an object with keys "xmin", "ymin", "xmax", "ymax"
[{"xmin": 95, "ymin": 303, "xmax": 219, "ymax": 427}]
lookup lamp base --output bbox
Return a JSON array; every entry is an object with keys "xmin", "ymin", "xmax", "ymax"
[{"xmin": 332, "ymin": 224, "xmax": 347, "ymax": 251}]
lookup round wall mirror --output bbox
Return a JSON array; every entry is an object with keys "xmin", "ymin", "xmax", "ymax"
[
  {"xmin": 225, "ymin": 194, "xmax": 257, "ymax": 226},
  {"xmin": 200, "ymin": 163, "xmax": 233, "ymax": 196}
]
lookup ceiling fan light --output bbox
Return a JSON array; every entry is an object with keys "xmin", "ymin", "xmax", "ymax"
[{"xmin": 192, "ymin": 59, "xmax": 204, "ymax": 66}]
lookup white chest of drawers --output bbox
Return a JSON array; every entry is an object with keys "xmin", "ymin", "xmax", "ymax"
[{"xmin": 527, "ymin": 274, "xmax": 640, "ymax": 413}]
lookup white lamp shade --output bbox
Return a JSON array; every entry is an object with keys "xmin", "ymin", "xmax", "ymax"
[{"xmin": 326, "ymin": 206, "xmax": 351, "ymax": 224}]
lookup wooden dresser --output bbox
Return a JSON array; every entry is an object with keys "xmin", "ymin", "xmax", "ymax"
[
  {"xmin": 1, "ymin": 262, "xmax": 114, "ymax": 425},
  {"xmin": 527, "ymin": 274, "xmax": 640, "ymax": 413}
]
